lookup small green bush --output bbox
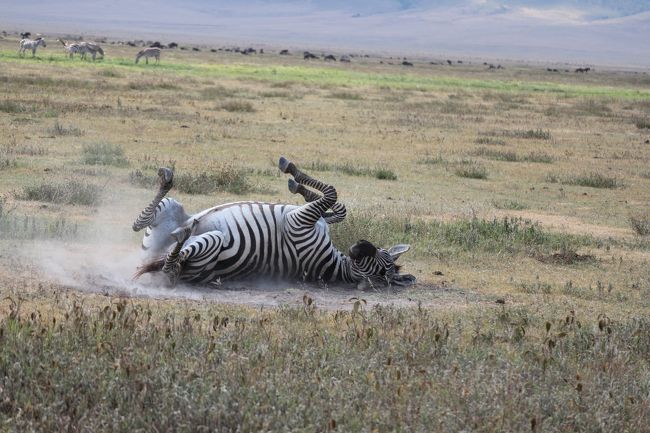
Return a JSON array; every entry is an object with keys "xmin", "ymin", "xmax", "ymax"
[
  {"xmin": 19, "ymin": 179, "xmax": 102, "ymax": 206},
  {"xmin": 565, "ymin": 172, "xmax": 619, "ymax": 189},
  {"xmin": 81, "ymin": 142, "xmax": 129, "ymax": 167},
  {"xmin": 218, "ymin": 100, "xmax": 255, "ymax": 112},
  {"xmin": 455, "ymin": 162, "xmax": 488, "ymax": 179}
]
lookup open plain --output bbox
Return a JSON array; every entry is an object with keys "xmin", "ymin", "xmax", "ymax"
[{"xmin": 0, "ymin": 35, "xmax": 649, "ymax": 431}]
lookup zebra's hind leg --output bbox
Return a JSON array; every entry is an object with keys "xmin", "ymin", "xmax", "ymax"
[
  {"xmin": 279, "ymin": 156, "xmax": 337, "ymax": 226},
  {"xmin": 164, "ymin": 229, "xmax": 226, "ymax": 286},
  {"xmin": 286, "ymin": 168, "xmax": 347, "ymax": 225},
  {"xmin": 162, "ymin": 219, "xmax": 198, "ymax": 286},
  {"xmin": 133, "ymin": 167, "xmax": 174, "ymax": 232}
]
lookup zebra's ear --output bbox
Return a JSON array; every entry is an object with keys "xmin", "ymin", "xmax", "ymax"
[{"xmin": 388, "ymin": 244, "xmax": 410, "ymax": 260}]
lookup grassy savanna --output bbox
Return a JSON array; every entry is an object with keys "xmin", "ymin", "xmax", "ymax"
[{"xmin": 1, "ymin": 36, "xmax": 649, "ymax": 431}]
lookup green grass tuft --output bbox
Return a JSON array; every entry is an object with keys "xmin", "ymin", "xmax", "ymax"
[
  {"xmin": 81, "ymin": 142, "xmax": 129, "ymax": 167},
  {"xmin": 455, "ymin": 161, "xmax": 488, "ymax": 179},
  {"xmin": 218, "ymin": 100, "xmax": 255, "ymax": 112},
  {"xmin": 18, "ymin": 179, "xmax": 103, "ymax": 206}
]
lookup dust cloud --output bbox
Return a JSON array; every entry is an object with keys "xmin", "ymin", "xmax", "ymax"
[{"xmin": 16, "ymin": 199, "xmax": 451, "ymax": 311}]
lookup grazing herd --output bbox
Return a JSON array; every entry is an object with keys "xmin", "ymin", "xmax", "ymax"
[{"xmin": 13, "ymin": 31, "xmax": 594, "ymax": 74}]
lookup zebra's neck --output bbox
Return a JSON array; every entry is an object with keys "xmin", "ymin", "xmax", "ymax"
[{"xmin": 323, "ymin": 248, "xmax": 361, "ymax": 284}]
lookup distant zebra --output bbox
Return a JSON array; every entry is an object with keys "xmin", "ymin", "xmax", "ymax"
[
  {"xmin": 58, "ymin": 38, "xmax": 80, "ymax": 58},
  {"xmin": 18, "ymin": 37, "xmax": 46, "ymax": 57},
  {"xmin": 133, "ymin": 158, "xmax": 415, "ymax": 288},
  {"xmin": 135, "ymin": 47, "xmax": 160, "ymax": 64},
  {"xmin": 78, "ymin": 41, "xmax": 104, "ymax": 61}
]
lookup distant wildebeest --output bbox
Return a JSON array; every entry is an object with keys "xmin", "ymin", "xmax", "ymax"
[
  {"xmin": 192, "ymin": 47, "xmax": 200, "ymax": 52},
  {"xmin": 304, "ymin": 51, "xmax": 318, "ymax": 60},
  {"xmin": 135, "ymin": 47, "xmax": 161, "ymax": 64},
  {"xmin": 324, "ymin": 54, "xmax": 336, "ymax": 61},
  {"xmin": 241, "ymin": 47, "xmax": 256, "ymax": 55},
  {"xmin": 210, "ymin": 48, "xmax": 217, "ymax": 53},
  {"xmin": 20, "ymin": 32, "xmax": 31, "ymax": 39},
  {"xmin": 339, "ymin": 55, "xmax": 351, "ymax": 63},
  {"xmin": 280, "ymin": 49, "xmax": 290, "ymax": 55},
  {"xmin": 126, "ymin": 41, "xmax": 137, "ymax": 47},
  {"xmin": 18, "ymin": 37, "xmax": 46, "ymax": 57},
  {"xmin": 150, "ymin": 41, "xmax": 163, "ymax": 48},
  {"xmin": 168, "ymin": 42, "xmax": 178, "ymax": 49},
  {"xmin": 402, "ymin": 61, "xmax": 413, "ymax": 66}
]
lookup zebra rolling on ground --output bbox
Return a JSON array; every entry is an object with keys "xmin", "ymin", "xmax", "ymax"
[
  {"xmin": 18, "ymin": 37, "xmax": 46, "ymax": 57},
  {"xmin": 135, "ymin": 47, "xmax": 161, "ymax": 64},
  {"xmin": 133, "ymin": 157, "xmax": 416, "ymax": 289}
]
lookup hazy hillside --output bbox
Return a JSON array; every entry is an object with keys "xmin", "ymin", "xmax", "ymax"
[{"xmin": 1, "ymin": 0, "xmax": 649, "ymax": 66}]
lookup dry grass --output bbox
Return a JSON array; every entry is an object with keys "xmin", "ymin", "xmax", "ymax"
[{"xmin": 0, "ymin": 36, "xmax": 649, "ymax": 432}]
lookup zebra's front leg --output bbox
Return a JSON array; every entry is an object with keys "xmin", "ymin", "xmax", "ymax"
[{"xmin": 132, "ymin": 167, "xmax": 174, "ymax": 232}]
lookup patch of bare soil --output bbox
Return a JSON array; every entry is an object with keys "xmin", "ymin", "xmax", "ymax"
[{"xmin": 4, "ymin": 240, "xmax": 488, "ymax": 311}]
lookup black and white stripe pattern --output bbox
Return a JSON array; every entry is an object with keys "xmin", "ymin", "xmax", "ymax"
[
  {"xmin": 134, "ymin": 158, "xmax": 415, "ymax": 288},
  {"xmin": 18, "ymin": 37, "xmax": 46, "ymax": 57},
  {"xmin": 135, "ymin": 47, "xmax": 161, "ymax": 64}
]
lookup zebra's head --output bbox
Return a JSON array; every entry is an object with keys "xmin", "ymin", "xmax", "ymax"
[{"xmin": 348, "ymin": 240, "xmax": 415, "ymax": 288}]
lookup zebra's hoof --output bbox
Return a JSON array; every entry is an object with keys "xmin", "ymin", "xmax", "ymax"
[
  {"xmin": 157, "ymin": 167, "xmax": 174, "ymax": 190},
  {"xmin": 278, "ymin": 156, "xmax": 291, "ymax": 173},
  {"xmin": 288, "ymin": 179, "xmax": 300, "ymax": 194}
]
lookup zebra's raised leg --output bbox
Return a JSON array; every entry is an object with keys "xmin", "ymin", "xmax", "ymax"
[
  {"xmin": 279, "ymin": 156, "xmax": 337, "ymax": 226},
  {"xmin": 132, "ymin": 167, "xmax": 174, "ymax": 232},
  {"xmin": 287, "ymin": 178, "xmax": 347, "ymax": 224}
]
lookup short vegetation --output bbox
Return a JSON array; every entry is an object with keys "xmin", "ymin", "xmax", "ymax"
[
  {"xmin": 81, "ymin": 142, "xmax": 129, "ymax": 167},
  {"xmin": 18, "ymin": 179, "xmax": 103, "ymax": 206},
  {"xmin": 130, "ymin": 165, "xmax": 253, "ymax": 195},
  {"xmin": 1, "ymin": 300, "xmax": 648, "ymax": 432},
  {"xmin": 547, "ymin": 172, "xmax": 620, "ymax": 189}
]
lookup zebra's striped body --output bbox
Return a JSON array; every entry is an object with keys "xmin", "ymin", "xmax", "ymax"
[
  {"xmin": 78, "ymin": 42, "xmax": 104, "ymax": 61},
  {"xmin": 134, "ymin": 159, "xmax": 415, "ymax": 288},
  {"xmin": 143, "ymin": 200, "xmax": 357, "ymax": 284},
  {"xmin": 135, "ymin": 47, "xmax": 161, "ymax": 64},
  {"xmin": 59, "ymin": 39, "xmax": 80, "ymax": 58},
  {"xmin": 18, "ymin": 37, "xmax": 46, "ymax": 56}
]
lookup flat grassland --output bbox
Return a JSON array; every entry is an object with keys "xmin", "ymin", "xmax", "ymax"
[{"xmin": 1, "ymin": 38, "xmax": 649, "ymax": 431}]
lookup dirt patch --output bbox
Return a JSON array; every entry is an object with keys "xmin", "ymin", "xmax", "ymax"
[{"xmin": 5, "ymin": 239, "xmax": 486, "ymax": 311}]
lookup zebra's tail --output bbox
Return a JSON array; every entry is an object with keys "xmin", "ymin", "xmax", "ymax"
[
  {"xmin": 58, "ymin": 38, "xmax": 66, "ymax": 46},
  {"xmin": 97, "ymin": 46, "xmax": 104, "ymax": 56},
  {"xmin": 133, "ymin": 255, "xmax": 165, "ymax": 280}
]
